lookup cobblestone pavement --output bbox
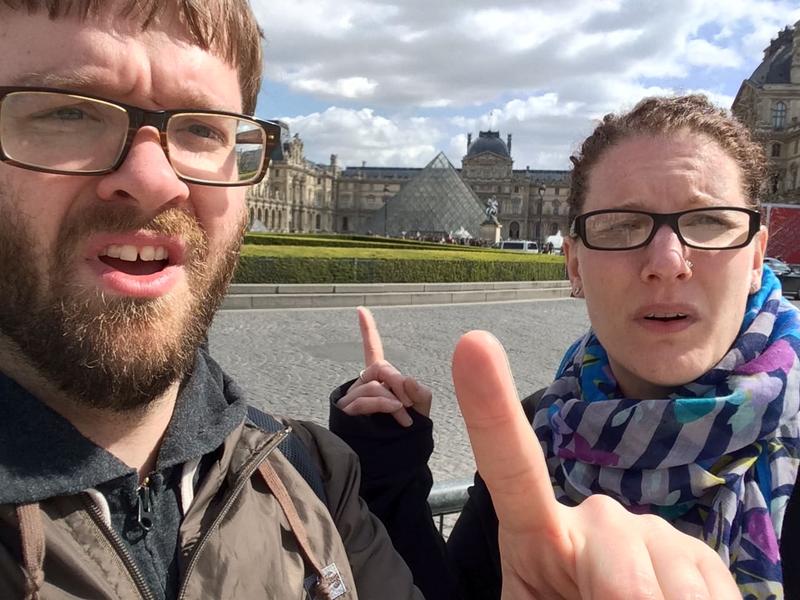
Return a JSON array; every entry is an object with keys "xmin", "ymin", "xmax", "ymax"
[{"xmin": 209, "ymin": 298, "xmax": 591, "ymax": 483}]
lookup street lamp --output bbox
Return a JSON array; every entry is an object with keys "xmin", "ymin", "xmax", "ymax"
[
  {"xmin": 537, "ymin": 184, "xmax": 546, "ymax": 249},
  {"xmin": 383, "ymin": 185, "xmax": 390, "ymax": 237}
]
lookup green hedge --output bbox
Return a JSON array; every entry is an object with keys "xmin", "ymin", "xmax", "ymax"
[
  {"xmin": 240, "ymin": 244, "xmax": 563, "ymax": 261},
  {"xmin": 235, "ymin": 245, "xmax": 566, "ymax": 283},
  {"xmin": 243, "ymin": 232, "xmax": 494, "ymax": 252}
]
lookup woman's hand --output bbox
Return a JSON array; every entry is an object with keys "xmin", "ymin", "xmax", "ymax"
[
  {"xmin": 336, "ymin": 307, "xmax": 432, "ymax": 427},
  {"xmin": 452, "ymin": 331, "xmax": 740, "ymax": 600}
]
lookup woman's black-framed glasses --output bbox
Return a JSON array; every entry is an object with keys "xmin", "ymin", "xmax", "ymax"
[
  {"xmin": 570, "ymin": 207, "xmax": 761, "ymax": 251},
  {"xmin": 0, "ymin": 86, "xmax": 281, "ymax": 187}
]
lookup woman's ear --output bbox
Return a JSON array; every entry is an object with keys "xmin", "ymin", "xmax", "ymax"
[
  {"xmin": 563, "ymin": 238, "xmax": 583, "ymax": 297},
  {"xmin": 751, "ymin": 225, "xmax": 768, "ymax": 293}
]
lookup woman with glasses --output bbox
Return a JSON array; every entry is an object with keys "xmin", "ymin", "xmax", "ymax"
[
  {"xmin": 333, "ymin": 95, "xmax": 800, "ymax": 599},
  {"xmin": 446, "ymin": 94, "xmax": 800, "ymax": 599}
]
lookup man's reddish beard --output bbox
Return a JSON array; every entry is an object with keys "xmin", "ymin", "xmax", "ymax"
[{"xmin": 0, "ymin": 200, "xmax": 245, "ymax": 411}]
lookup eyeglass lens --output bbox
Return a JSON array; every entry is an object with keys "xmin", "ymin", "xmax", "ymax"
[
  {"xmin": 0, "ymin": 90, "xmax": 267, "ymax": 184},
  {"xmin": 583, "ymin": 209, "xmax": 753, "ymax": 249},
  {"xmin": 1, "ymin": 91, "xmax": 128, "ymax": 172}
]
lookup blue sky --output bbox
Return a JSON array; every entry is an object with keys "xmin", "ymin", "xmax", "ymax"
[{"xmin": 250, "ymin": 0, "xmax": 800, "ymax": 170}]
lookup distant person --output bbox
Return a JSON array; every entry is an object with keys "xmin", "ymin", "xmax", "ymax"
[{"xmin": 336, "ymin": 96, "xmax": 799, "ymax": 599}]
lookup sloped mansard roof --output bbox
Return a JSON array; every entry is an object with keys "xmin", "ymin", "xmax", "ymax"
[{"xmin": 746, "ymin": 26, "xmax": 794, "ymax": 87}]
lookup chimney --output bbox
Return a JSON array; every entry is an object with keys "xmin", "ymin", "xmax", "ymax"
[
  {"xmin": 467, "ymin": 133, "xmax": 472, "ymax": 154},
  {"xmin": 507, "ymin": 134, "xmax": 512, "ymax": 154},
  {"xmin": 793, "ymin": 20, "xmax": 800, "ymax": 84}
]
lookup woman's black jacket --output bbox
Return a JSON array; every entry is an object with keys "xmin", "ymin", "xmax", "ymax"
[{"xmin": 331, "ymin": 383, "xmax": 800, "ymax": 599}]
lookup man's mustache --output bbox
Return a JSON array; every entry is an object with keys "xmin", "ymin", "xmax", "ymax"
[{"xmin": 56, "ymin": 204, "xmax": 208, "ymax": 254}]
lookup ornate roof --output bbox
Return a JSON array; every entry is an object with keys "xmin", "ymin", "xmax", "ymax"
[
  {"xmin": 467, "ymin": 131, "xmax": 510, "ymax": 159},
  {"xmin": 745, "ymin": 25, "xmax": 795, "ymax": 87}
]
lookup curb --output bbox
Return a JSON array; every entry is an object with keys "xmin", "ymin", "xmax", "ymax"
[{"xmin": 222, "ymin": 280, "xmax": 572, "ymax": 310}]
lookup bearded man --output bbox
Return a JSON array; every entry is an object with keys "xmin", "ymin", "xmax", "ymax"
[{"xmin": 0, "ymin": 1, "xmax": 425, "ymax": 598}]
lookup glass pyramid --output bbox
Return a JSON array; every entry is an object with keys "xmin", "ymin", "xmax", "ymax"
[{"xmin": 360, "ymin": 152, "xmax": 486, "ymax": 238}]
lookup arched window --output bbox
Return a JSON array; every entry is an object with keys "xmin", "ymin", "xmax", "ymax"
[
  {"xmin": 772, "ymin": 143, "xmax": 782, "ymax": 158},
  {"xmin": 772, "ymin": 102, "xmax": 787, "ymax": 130},
  {"xmin": 509, "ymin": 221, "xmax": 520, "ymax": 239}
]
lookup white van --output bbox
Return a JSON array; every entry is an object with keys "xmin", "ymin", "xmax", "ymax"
[{"xmin": 498, "ymin": 240, "xmax": 539, "ymax": 253}]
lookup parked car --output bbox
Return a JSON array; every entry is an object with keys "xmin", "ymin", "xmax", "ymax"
[
  {"xmin": 779, "ymin": 271, "xmax": 800, "ymax": 299},
  {"xmin": 765, "ymin": 257, "xmax": 800, "ymax": 299},
  {"xmin": 764, "ymin": 257, "xmax": 793, "ymax": 276},
  {"xmin": 498, "ymin": 240, "xmax": 539, "ymax": 253}
]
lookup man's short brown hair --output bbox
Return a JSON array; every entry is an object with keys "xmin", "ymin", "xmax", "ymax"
[
  {"xmin": 567, "ymin": 94, "xmax": 767, "ymax": 223},
  {"xmin": 0, "ymin": 0, "xmax": 263, "ymax": 113}
]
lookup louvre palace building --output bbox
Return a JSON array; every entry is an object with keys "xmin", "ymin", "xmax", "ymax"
[
  {"xmin": 247, "ymin": 128, "xmax": 571, "ymax": 243},
  {"xmin": 732, "ymin": 19, "xmax": 800, "ymax": 204},
  {"xmin": 248, "ymin": 19, "xmax": 800, "ymax": 240}
]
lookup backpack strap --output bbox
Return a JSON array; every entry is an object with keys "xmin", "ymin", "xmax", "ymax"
[{"xmin": 246, "ymin": 405, "xmax": 328, "ymax": 506}]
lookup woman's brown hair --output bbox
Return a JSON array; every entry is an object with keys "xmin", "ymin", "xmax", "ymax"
[{"xmin": 567, "ymin": 95, "xmax": 767, "ymax": 223}]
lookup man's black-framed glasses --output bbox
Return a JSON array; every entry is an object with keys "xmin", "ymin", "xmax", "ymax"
[
  {"xmin": 570, "ymin": 207, "xmax": 761, "ymax": 251},
  {"xmin": 0, "ymin": 87, "xmax": 281, "ymax": 186}
]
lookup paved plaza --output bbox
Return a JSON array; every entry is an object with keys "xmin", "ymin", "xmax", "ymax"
[{"xmin": 209, "ymin": 298, "xmax": 591, "ymax": 483}]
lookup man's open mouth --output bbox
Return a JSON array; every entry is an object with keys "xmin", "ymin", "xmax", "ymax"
[{"xmin": 98, "ymin": 244, "xmax": 171, "ymax": 276}]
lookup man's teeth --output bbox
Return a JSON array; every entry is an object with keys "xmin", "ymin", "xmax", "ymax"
[
  {"xmin": 100, "ymin": 245, "xmax": 169, "ymax": 262},
  {"xmin": 645, "ymin": 312, "xmax": 687, "ymax": 319}
]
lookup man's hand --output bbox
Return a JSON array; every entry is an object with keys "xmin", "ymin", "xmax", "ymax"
[
  {"xmin": 452, "ymin": 330, "xmax": 740, "ymax": 599},
  {"xmin": 336, "ymin": 307, "xmax": 432, "ymax": 427}
]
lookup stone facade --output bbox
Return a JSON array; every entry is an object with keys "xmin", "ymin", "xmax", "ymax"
[
  {"xmin": 460, "ymin": 131, "xmax": 570, "ymax": 244},
  {"xmin": 246, "ymin": 127, "xmax": 570, "ymax": 241},
  {"xmin": 335, "ymin": 166, "xmax": 410, "ymax": 234},
  {"xmin": 247, "ymin": 126, "xmax": 338, "ymax": 232},
  {"xmin": 248, "ymin": 28, "xmax": 800, "ymax": 235},
  {"xmin": 733, "ymin": 20, "xmax": 800, "ymax": 205}
]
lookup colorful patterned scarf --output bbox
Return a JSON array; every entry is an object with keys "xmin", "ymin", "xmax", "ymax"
[{"xmin": 533, "ymin": 267, "xmax": 800, "ymax": 598}]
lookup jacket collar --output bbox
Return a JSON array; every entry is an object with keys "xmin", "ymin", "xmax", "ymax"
[{"xmin": 0, "ymin": 348, "xmax": 246, "ymax": 504}]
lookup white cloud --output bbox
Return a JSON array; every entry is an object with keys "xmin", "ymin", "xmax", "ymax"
[
  {"xmin": 251, "ymin": 0, "xmax": 800, "ymax": 169},
  {"xmin": 291, "ymin": 77, "xmax": 378, "ymax": 99},
  {"xmin": 685, "ymin": 39, "xmax": 742, "ymax": 68},
  {"xmin": 281, "ymin": 107, "xmax": 443, "ymax": 167}
]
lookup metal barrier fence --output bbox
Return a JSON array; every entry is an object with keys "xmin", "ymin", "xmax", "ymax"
[{"xmin": 427, "ymin": 478, "xmax": 472, "ymax": 533}]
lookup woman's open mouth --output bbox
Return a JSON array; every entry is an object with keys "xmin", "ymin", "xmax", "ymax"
[{"xmin": 643, "ymin": 312, "xmax": 688, "ymax": 323}]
